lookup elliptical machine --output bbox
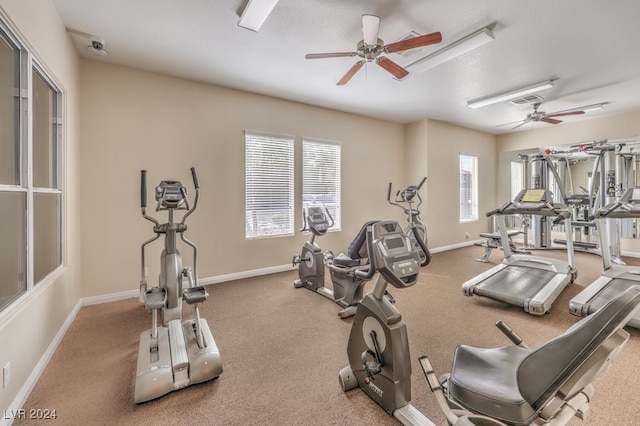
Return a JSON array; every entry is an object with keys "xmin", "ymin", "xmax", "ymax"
[
  {"xmin": 338, "ymin": 221, "xmax": 432, "ymax": 425},
  {"xmin": 387, "ymin": 177, "xmax": 431, "ymax": 265},
  {"xmin": 292, "ymin": 206, "xmax": 370, "ymax": 319},
  {"xmin": 134, "ymin": 168, "xmax": 222, "ymax": 404}
]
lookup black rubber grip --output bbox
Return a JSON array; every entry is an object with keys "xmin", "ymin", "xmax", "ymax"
[
  {"xmin": 417, "ymin": 177, "xmax": 427, "ymax": 190},
  {"xmin": 140, "ymin": 170, "xmax": 147, "ymax": 208},
  {"xmin": 486, "ymin": 208, "xmax": 500, "ymax": 217},
  {"xmin": 191, "ymin": 167, "xmax": 200, "ymax": 189},
  {"xmin": 387, "ymin": 182, "xmax": 392, "ymax": 201}
]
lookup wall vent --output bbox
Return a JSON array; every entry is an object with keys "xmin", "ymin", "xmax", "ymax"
[{"xmin": 509, "ymin": 94, "xmax": 544, "ymax": 106}]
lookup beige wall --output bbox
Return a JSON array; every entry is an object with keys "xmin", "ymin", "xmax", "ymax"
[
  {"xmin": 406, "ymin": 119, "xmax": 497, "ymax": 248},
  {"xmin": 0, "ymin": 0, "xmax": 81, "ymax": 414},
  {"xmin": 79, "ymin": 60, "xmax": 407, "ymax": 298}
]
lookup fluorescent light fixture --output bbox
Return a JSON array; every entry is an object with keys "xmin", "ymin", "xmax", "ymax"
[
  {"xmin": 238, "ymin": 0, "xmax": 279, "ymax": 32},
  {"xmin": 580, "ymin": 103, "xmax": 605, "ymax": 113},
  {"xmin": 402, "ymin": 27, "xmax": 495, "ymax": 77},
  {"xmin": 467, "ymin": 80, "xmax": 554, "ymax": 109}
]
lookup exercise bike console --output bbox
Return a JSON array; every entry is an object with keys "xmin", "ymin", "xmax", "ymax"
[{"xmin": 370, "ymin": 223, "xmax": 420, "ymax": 289}]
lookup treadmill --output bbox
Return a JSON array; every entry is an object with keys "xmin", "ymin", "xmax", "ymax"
[
  {"xmin": 570, "ymin": 186, "xmax": 640, "ymax": 327},
  {"xmin": 462, "ymin": 189, "xmax": 577, "ymax": 315}
]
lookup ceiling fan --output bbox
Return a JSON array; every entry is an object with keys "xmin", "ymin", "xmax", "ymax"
[
  {"xmin": 498, "ymin": 102, "xmax": 587, "ymax": 129},
  {"xmin": 305, "ymin": 14, "xmax": 442, "ymax": 85}
]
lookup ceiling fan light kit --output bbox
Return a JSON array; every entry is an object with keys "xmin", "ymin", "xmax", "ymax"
[
  {"xmin": 305, "ymin": 14, "xmax": 442, "ymax": 85},
  {"xmin": 402, "ymin": 27, "xmax": 495, "ymax": 78},
  {"xmin": 238, "ymin": 0, "xmax": 279, "ymax": 32},
  {"xmin": 467, "ymin": 80, "xmax": 555, "ymax": 109}
]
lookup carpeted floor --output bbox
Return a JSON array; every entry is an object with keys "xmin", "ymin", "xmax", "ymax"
[{"xmin": 15, "ymin": 246, "xmax": 640, "ymax": 425}]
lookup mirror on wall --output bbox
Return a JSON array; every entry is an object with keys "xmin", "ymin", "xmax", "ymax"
[{"xmin": 498, "ymin": 135, "xmax": 640, "ymax": 251}]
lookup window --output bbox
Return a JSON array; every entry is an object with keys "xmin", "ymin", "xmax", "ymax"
[
  {"xmin": 302, "ymin": 139, "xmax": 341, "ymax": 230},
  {"xmin": 0, "ymin": 20, "xmax": 63, "ymax": 314},
  {"xmin": 511, "ymin": 160, "xmax": 525, "ymax": 201},
  {"xmin": 32, "ymin": 67, "xmax": 62, "ymax": 283},
  {"xmin": 245, "ymin": 131, "xmax": 294, "ymax": 239},
  {"xmin": 459, "ymin": 154, "xmax": 478, "ymax": 222}
]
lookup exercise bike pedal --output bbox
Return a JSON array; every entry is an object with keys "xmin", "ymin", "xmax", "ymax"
[
  {"xmin": 144, "ymin": 287, "xmax": 167, "ymax": 310},
  {"xmin": 183, "ymin": 286, "xmax": 208, "ymax": 305}
]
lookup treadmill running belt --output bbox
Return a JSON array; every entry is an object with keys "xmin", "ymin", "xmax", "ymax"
[{"xmin": 475, "ymin": 265, "xmax": 557, "ymax": 307}]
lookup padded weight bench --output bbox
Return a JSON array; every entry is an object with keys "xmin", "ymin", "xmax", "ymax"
[{"xmin": 475, "ymin": 230, "xmax": 530, "ymax": 263}]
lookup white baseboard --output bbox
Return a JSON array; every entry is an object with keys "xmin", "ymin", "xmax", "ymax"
[
  {"xmin": 80, "ymin": 263, "xmax": 296, "ymax": 306},
  {"xmin": 430, "ymin": 239, "xmax": 483, "ymax": 254},
  {"xmin": 2, "ymin": 300, "xmax": 82, "ymax": 426},
  {"xmin": 199, "ymin": 264, "xmax": 294, "ymax": 285}
]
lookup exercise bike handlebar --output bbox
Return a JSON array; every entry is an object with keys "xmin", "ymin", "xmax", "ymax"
[
  {"xmin": 355, "ymin": 226, "xmax": 377, "ymax": 279},
  {"xmin": 411, "ymin": 223, "xmax": 432, "ymax": 267}
]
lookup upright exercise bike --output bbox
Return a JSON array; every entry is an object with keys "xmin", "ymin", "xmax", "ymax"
[
  {"xmin": 388, "ymin": 177, "xmax": 431, "ymax": 265},
  {"xmin": 338, "ymin": 220, "xmax": 433, "ymax": 425},
  {"xmin": 134, "ymin": 168, "xmax": 222, "ymax": 404}
]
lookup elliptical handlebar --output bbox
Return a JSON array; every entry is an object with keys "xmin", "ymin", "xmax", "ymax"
[
  {"xmin": 190, "ymin": 167, "xmax": 200, "ymax": 189},
  {"xmin": 387, "ymin": 177, "xmax": 426, "ymax": 209},
  {"xmin": 141, "ymin": 170, "xmax": 148, "ymax": 208},
  {"xmin": 417, "ymin": 176, "xmax": 427, "ymax": 190},
  {"xmin": 181, "ymin": 168, "xmax": 200, "ymax": 224}
]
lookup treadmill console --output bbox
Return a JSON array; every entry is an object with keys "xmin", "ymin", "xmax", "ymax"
[
  {"xmin": 155, "ymin": 180, "xmax": 189, "ymax": 210},
  {"xmin": 306, "ymin": 206, "xmax": 330, "ymax": 235},
  {"xmin": 370, "ymin": 221, "xmax": 421, "ymax": 289}
]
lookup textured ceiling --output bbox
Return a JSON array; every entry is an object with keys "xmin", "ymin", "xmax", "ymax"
[{"xmin": 52, "ymin": 0, "xmax": 640, "ymax": 134}]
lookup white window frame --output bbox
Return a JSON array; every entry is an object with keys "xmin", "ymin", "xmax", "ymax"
[
  {"xmin": 511, "ymin": 160, "xmax": 525, "ymax": 201},
  {"xmin": 459, "ymin": 154, "xmax": 478, "ymax": 223},
  {"xmin": 0, "ymin": 16, "xmax": 64, "ymax": 315},
  {"xmin": 245, "ymin": 131, "xmax": 294, "ymax": 239},
  {"xmin": 302, "ymin": 138, "xmax": 341, "ymax": 231}
]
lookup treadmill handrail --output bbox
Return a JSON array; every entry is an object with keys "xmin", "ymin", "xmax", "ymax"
[{"xmin": 488, "ymin": 202, "xmax": 571, "ymax": 217}]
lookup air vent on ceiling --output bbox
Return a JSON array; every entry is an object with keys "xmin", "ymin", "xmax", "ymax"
[
  {"xmin": 394, "ymin": 31, "xmax": 424, "ymax": 57},
  {"xmin": 509, "ymin": 94, "xmax": 544, "ymax": 106}
]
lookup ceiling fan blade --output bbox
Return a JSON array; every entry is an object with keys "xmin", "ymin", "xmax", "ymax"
[
  {"xmin": 385, "ymin": 31, "xmax": 442, "ymax": 53},
  {"xmin": 337, "ymin": 60, "xmax": 365, "ymax": 85},
  {"xmin": 376, "ymin": 57, "xmax": 409, "ymax": 79},
  {"xmin": 362, "ymin": 14, "xmax": 380, "ymax": 46},
  {"xmin": 512, "ymin": 119, "xmax": 532, "ymax": 129},
  {"xmin": 496, "ymin": 119, "xmax": 526, "ymax": 128},
  {"xmin": 547, "ymin": 110, "xmax": 586, "ymax": 118},
  {"xmin": 305, "ymin": 52, "xmax": 357, "ymax": 59},
  {"xmin": 542, "ymin": 117, "xmax": 562, "ymax": 125}
]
